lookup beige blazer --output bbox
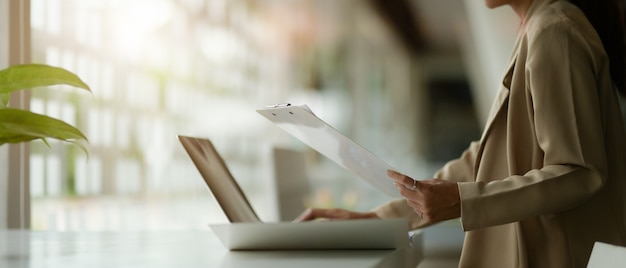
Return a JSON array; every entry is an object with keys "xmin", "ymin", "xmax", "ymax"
[{"xmin": 375, "ymin": 0, "xmax": 626, "ymax": 267}]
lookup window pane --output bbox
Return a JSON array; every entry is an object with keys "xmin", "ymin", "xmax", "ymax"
[{"xmin": 30, "ymin": 0, "xmax": 425, "ymax": 231}]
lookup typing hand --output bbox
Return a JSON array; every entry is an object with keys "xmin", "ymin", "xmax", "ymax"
[{"xmin": 294, "ymin": 208, "xmax": 380, "ymax": 222}]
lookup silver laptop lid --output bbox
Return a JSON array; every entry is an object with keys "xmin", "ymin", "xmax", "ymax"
[{"xmin": 178, "ymin": 135, "xmax": 261, "ymax": 223}]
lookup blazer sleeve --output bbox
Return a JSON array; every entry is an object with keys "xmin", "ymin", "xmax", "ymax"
[{"xmin": 458, "ymin": 17, "xmax": 609, "ymax": 230}]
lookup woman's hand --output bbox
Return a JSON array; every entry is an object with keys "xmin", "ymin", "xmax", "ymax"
[
  {"xmin": 388, "ymin": 170, "xmax": 461, "ymax": 223},
  {"xmin": 294, "ymin": 208, "xmax": 380, "ymax": 222}
]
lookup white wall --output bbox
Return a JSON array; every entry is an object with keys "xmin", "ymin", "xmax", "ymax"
[{"xmin": 461, "ymin": 0, "xmax": 518, "ymax": 123}]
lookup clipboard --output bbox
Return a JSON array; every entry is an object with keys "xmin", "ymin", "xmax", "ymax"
[{"xmin": 257, "ymin": 104, "xmax": 401, "ymax": 198}]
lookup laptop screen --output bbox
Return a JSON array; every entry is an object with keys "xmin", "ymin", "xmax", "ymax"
[{"xmin": 178, "ymin": 135, "xmax": 261, "ymax": 223}]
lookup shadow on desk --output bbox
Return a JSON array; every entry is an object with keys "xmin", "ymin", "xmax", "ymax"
[
  {"xmin": 221, "ymin": 248, "xmax": 422, "ymax": 268},
  {"xmin": 417, "ymin": 221, "xmax": 464, "ymax": 268}
]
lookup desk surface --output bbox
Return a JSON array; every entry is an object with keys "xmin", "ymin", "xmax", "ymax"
[{"xmin": 0, "ymin": 230, "xmax": 423, "ymax": 268}]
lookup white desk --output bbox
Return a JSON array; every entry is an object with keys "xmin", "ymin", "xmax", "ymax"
[{"xmin": 0, "ymin": 230, "xmax": 423, "ymax": 268}]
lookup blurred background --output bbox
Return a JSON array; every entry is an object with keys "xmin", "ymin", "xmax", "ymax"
[
  {"xmin": 24, "ymin": 0, "xmax": 522, "ymax": 230},
  {"xmin": 3, "ymin": 0, "xmax": 534, "ymax": 265}
]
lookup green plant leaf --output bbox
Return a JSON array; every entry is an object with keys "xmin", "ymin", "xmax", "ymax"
[
  {"xmin": 0, "ymin": 63, "xmax": 91, "ymax": 94},
  {"xmin": 0, "ymin": 93, "xmax": 8, "ymax": 107},
  {"xmin": 0, "ymin": 108, "xmax": 88, "ymax": 146}
]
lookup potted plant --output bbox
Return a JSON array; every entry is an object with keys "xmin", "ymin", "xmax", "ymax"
[{"xmin": 0, "ymin": 63, "xmax": 91, "ymax": 150}]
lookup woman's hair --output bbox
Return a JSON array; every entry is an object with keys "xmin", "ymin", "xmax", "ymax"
[{"xmin": 569, "ymin": 0, "xmax": 626, "ymax": 97}]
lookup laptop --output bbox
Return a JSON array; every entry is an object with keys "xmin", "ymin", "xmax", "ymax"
[{"xmin": 177, "ymin": 135, "xmax": 411, "ymax": 250}]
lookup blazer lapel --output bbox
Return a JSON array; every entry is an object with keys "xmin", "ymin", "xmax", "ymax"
[
  {"xmin": 472, "ymin": 55, "xmax": 516, "ymax": 178},
  {"xmin": 479, "ymin": 61, "xmax": 514, "ymax": 142}
]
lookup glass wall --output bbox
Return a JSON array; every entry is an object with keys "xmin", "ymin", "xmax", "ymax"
[{"xmin": 29, "ymin": 0, "xmax": 427, "ymax": 231}]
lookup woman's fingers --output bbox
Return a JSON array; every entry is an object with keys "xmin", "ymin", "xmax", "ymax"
[
  {"xmin": 294, "ymin": 208, "xmax": 379, "ymax": 222},
  {"xmin": 388, "ymin": 170, "xmax": 461, "ymax": 223},
  {"xmin": 294, "ymin": 208, "xmax": 319, "ymax": 222},
  {"xmin": 387, "ymin": 170, "xmax": 418, "ymax": 191},
  {"xmin": 389, "ymin": 170, "xmax": 425, "ymax": 201},
  {"xmin": 294, "ymin": 208, "xmax": 341, "ymax": 222},
  {"xmin": 388, "ymin": 169, "xmax": 429, "ymax": 220}
]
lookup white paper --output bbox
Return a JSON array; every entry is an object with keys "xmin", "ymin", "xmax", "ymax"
[{"xmin": 257, "ymin": 104, "xmax": 401, "ymax": 198}]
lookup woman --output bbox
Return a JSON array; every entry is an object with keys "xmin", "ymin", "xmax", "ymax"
[{"xmin": 296, "ymin": 0, "xmax": 626, "ymax": 267}]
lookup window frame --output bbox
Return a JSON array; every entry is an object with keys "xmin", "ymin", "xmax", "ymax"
[{"xmin": 1, "ymin": 0, "xmax": 31, "ymax": 229}]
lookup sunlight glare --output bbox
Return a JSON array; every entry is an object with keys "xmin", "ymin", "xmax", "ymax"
[{"xmin": 111, "ymin": 0, "xmax": 173, "ymax": 63}]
